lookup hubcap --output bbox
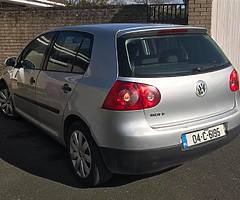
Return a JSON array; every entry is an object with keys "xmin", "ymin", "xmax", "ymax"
[
  {"xmin": 70, "ymin": 130, "xmax": 91, "ymax": 178},
  {"xmin": 0, "ymin": 89, "xmax": 13, "ymax": 116}
]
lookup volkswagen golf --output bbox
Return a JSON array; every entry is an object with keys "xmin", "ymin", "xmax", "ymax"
[{"xmin": 1, "ymin": 24, "xmax": 240, "ymax": 186}]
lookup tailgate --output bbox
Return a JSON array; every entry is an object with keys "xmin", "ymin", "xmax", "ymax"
[{"xmin": 142, "ymin": 67, "xmax": 236, "ymax": 128}]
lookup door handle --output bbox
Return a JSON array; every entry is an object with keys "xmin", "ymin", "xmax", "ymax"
[
  {"xmin": 61, "ymin": 84, "xmax": 72, "ymax": 93},
  {"xmin": 30, "ymin": 77, "xmax": 35, "ymax": 85}
]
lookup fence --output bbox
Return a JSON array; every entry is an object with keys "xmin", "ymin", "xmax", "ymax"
[{"xmin": 147, "ymin": 4, "xmax": 188, "ymax": 24}]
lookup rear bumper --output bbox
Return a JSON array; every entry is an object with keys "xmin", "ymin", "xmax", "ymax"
[
  {"xmin": 95, "ymin": 106, "xmax": 240, "ymax": 150},
  {"xmin": 100, "ymin": 124, "xmax": 240, "ymax": 174}
]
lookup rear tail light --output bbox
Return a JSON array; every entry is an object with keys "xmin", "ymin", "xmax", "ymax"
[
  {"xmin": 102, "ymin": 80, "xmax": 161, "ymax": 111},
  {"xmin": 230, "ymin": 69, "xmax": 239, "ymax": 92}
]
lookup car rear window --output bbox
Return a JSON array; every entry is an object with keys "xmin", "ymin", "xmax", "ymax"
[{"xmin": 117, "ymin": 33, "xmax": 230, "ymax": 77}]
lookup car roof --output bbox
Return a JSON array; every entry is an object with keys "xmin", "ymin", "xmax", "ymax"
[{"xmin": 50, "ymin": 23, "xmax": 206, "ymax": 36}]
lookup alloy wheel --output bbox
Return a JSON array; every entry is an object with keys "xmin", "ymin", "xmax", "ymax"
[
  {"xmin": 70, "ymin": 130, "xmax": 92, "ymax": 178},
  {"xmin": 0, "ymin": 88, "xmax": 14, "ymax": 116}
]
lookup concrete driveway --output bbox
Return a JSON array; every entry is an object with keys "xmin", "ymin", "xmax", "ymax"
[{"xmin": 0, "ymin": 114, "xmax": 240, "ymax": 200}]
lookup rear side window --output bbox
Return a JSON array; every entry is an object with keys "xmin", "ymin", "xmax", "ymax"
[
  {"xmin": 46, "ymin": 31, "xmax": 93, "ymax": 73},
  {"xmin": 72, "ymin": 37, "xmax": 92, "ymax": 73},
  {"xmin": 118, "ymin": 33, "xmax": 230, "ymax": 77}
]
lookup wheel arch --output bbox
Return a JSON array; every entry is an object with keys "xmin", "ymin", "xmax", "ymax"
[
  {"xmin": 0, "ymin": 78, "xmax": 7, "ymax": 88},
  {"xmin": 64, "ymin": 113, "xmax": 112, "ymax": 185},
  {"xmin": 63, "ymin": 114, "xmax": 94, "ymax": 146}
]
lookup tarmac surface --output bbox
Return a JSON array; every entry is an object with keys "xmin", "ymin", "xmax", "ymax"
[{"xmin": 0, "ymin": 114, "xmax": 240, "ymax": 200}]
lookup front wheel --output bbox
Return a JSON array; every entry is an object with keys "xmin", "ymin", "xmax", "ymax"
[
  {"xmin": 0, "ymin": 86, "xmax": 16, "ymax": 117},
  {"xmin": 67, "ymin": 121, "xmax": 112, "ymax": 186}
]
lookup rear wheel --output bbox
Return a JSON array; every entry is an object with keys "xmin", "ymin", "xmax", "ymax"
[
  {"xmin": 67, "ymin": 121, "xmax": 112, "ymax": 186},
  {"xmin": 0, "ymin": 86, "xmax": 15, "ymax": 117}
]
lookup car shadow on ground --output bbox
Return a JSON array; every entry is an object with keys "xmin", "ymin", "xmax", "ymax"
[{"xmin": 0, "ymin": 114, "xmax": 178, "ymax": 188}]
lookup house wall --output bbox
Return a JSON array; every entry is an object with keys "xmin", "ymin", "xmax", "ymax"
[
  {"xmin": 211, "ymin": 0, "xmax": 240, "ymax": 71},
  {"xmin": 0, "ymin": 6, "xmax": 147, "ymax": 67},
  {"xmin": 188, "ymin": 0, "xmax": 213, "ymax": 32},
  {"xmin": 0, "ymin": 2, "xmax": 24, "ymax": 8}
]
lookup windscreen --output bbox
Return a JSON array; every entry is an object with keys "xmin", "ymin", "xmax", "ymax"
[{"xmin": 118, "ymin": 33, "xmax": 230, "ymax": 77}]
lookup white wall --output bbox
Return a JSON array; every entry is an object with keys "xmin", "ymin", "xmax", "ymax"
[{"xmin": 211, "ymin": 0, "xmax": 240, "ymax": 71}]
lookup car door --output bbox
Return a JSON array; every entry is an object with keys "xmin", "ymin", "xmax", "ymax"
[
  {"xmin": 36, "ymin": 31, "xmax": 93, "ymax": 136},
  {"xmin": 13, "ymin": 32, "xmax": 54, "ymax": 120}
]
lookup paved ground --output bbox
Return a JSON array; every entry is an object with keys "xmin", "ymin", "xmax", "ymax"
[{"xmin": 1, "ymin": 114, "xmax": 240, "ymax": 200}]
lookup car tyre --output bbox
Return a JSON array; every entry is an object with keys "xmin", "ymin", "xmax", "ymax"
[
  {"xmin": 67, "ymin": 121, "xmax": 112, "ymax": 186},
  {"xmin": 0, "ymin": 84, "xmax": 17, "ymax": 118}
]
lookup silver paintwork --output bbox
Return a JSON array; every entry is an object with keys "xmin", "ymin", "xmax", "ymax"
[
  {"xmin": 1, "ymin": 23, "xmax": 240, "ymax": 154},
  {"xmin": 36, "ymin": 71, "xmax": 82, "ymax": 137},
  {"xmin": 14, "ymin": 68, "xmax": 40, "ymax": 119}
]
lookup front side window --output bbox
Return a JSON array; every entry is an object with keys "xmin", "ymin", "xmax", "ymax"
[
  {"xmin": 46, "ymin": 31, "xmax": 93, "ymax": 73},
  {"xmin": 20, "ymin": 32, "xmax": 54, "ymax": 69}
]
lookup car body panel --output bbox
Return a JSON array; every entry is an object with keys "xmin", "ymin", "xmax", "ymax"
[
  {"xmin": 12, "ymin": 68, "xmax": 40, "ymax": 120},
  {"xmin": 36, "ymin": 71, "xmax": 81, "ymax": 137},
  {"xmin": 1, "ymin": 24, "xmax": 240, "ymax": 175},
  {"xmin": 120, "ymin": 67, "xmax": 236, "ymax": 128}
]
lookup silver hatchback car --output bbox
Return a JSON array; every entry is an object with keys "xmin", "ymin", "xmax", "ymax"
[{"xmin": 1, "ymin": 24, "xmax": 240, "ymax": 186}]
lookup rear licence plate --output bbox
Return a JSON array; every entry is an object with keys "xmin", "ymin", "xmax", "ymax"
[{"xmin": 181, "ymin": 124, "xmax": 226, "ymax": 150}]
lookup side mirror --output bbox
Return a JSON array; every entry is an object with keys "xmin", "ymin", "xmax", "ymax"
[{"xmin": 4, "ymin": 57, "xmax": 17, "ymax": 68}]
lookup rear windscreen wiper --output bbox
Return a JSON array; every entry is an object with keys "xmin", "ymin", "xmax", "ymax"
[{"xmin": 192, "ymin": 66, "xmax": 203, "ymax": 72}]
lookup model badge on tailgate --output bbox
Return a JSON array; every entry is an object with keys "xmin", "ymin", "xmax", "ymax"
[{"xmin": 150, "ymin": 112, "xmax": 165, "ymax": 117}]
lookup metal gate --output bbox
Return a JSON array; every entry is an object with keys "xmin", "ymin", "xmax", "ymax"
[{"xmin": 147, "ymin": 3, "xmax": 188, "ymax": 25}]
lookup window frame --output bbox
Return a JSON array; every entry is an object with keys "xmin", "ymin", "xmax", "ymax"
[{"xmin": 43, "ymin": 30, "xmax": 94, "ymax": 74}]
